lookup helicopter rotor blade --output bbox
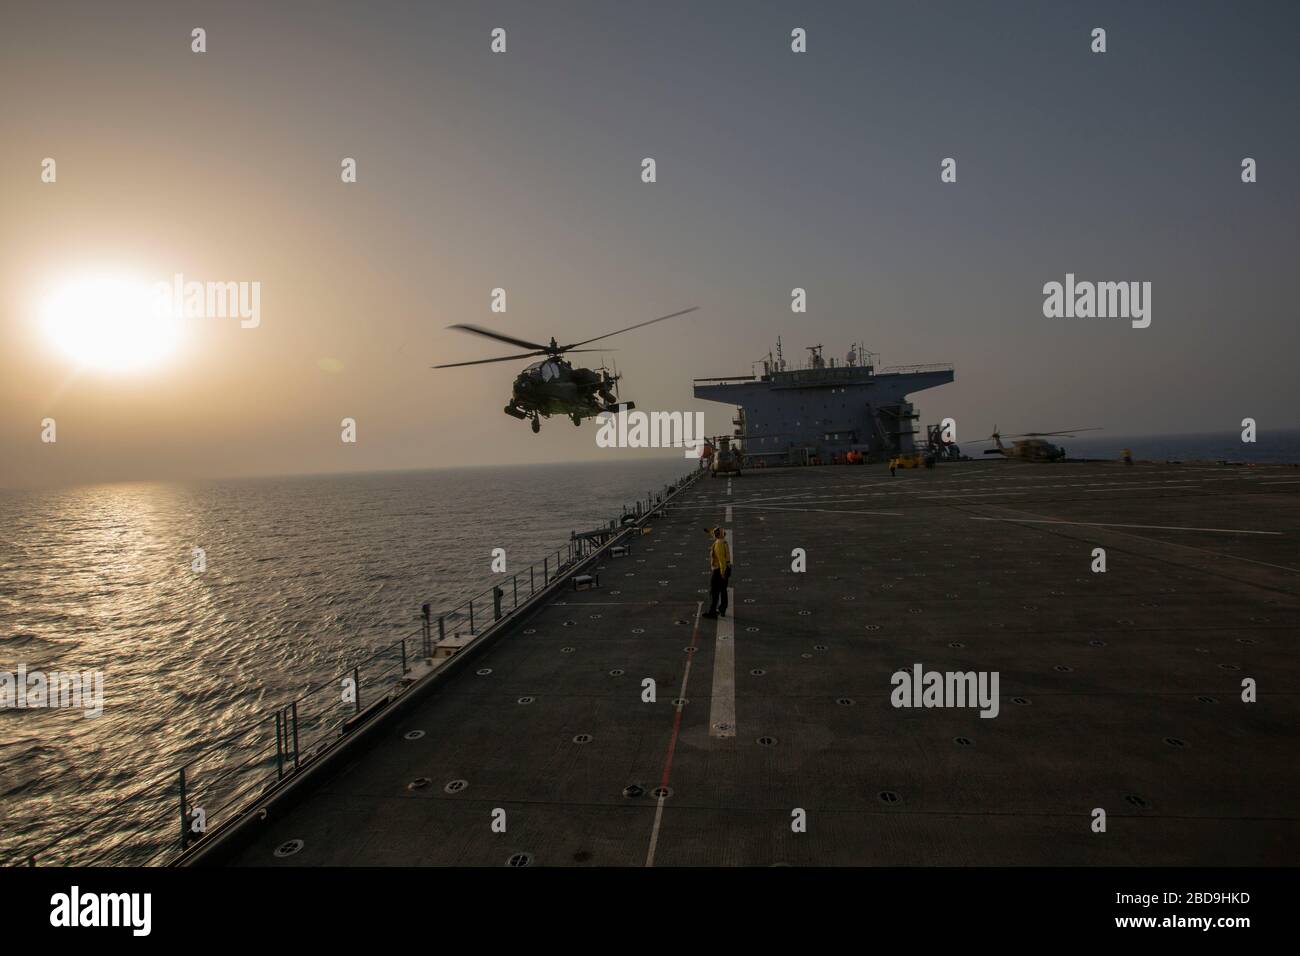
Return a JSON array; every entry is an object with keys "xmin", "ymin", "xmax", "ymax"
[
  {"xmin": 1016, "ymin": 428, "xmax": 1102, "ymax": 438},
  {"xmin": 446, "ymin": 324, "xmax": 552, "ymax": 352},
  {"xmin": 561, "ymin": 307, "xmax": 699, "ymax": 351},
  {"xmin": 432, "ymin": 350, "xmax": 546, "ymax": 368},
  {"xmin": 432, "ymin": 347, "xmax": 612, "ymax": 369}
]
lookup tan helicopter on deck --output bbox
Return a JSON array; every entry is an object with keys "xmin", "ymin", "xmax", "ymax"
[
  {"xmin": 978, "ymin": 426, "xmax": 1101, "ymax": 462},
  {"xmin": 703, "ymin": 435, "xmax": 744, "ymax": 477},
  {"xmin": 692, "ymin": 433, "xmax": 787, "ymax": 477}
]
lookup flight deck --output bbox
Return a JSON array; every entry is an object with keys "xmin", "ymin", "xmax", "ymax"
[{"xmin": 189, "ymin": 460, "xmax": 1299, "ymax": 867}]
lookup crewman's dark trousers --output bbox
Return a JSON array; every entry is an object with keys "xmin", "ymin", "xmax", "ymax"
[{"xmin": 709, "ymin": 568, "xmax": 729, "ymax": 616}]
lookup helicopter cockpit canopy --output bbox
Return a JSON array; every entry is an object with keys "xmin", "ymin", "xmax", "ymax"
[{"xmin": 523, "ymin": 360, "xmax": 562, "ymax": 382}]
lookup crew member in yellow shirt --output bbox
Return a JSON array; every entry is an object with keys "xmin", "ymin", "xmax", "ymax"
[{"xmin": 702, "ymin": 526, "xmax": 731, "ymax": 619}]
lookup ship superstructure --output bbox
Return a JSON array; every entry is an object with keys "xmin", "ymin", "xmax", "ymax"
[{"xmin": 692, "ymin": 339, "xmax": 954, "ymax": 464}]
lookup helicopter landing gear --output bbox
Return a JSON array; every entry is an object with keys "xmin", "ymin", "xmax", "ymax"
[
  {"xmin": 530, "ymin": 414, "xmax": 540, "ymax": 434},
  {"xmin": 571, "ymin": 414, "xmax": 583, "ymax": 426}
]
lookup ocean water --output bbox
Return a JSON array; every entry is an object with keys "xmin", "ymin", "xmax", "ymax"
[{"xmin": 0, "ymin": 457, "xmax": 696, "ymax": 865}]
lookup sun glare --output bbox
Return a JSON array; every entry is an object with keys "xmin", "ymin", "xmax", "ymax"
[{"xmin": 40, "ymin": 274, "xmax": 183, "ymax": 372}]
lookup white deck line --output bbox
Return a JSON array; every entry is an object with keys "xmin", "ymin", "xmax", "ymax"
[{"xmin": 969, "ymin": 517, "xmax": 1283, "ymax": 535}]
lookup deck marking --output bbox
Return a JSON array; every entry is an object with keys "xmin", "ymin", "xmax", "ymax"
[
  {"xmin": 1084, "ymin": 484, "xmax": 1199, "ymax": 491},
  {"xmin": 708, "ymin": 596, "xmax": 736, "ymax": 738},
  {"xmin": 646, "ymin": 602, "xmax": 702, "ymax": 867},
  {"xmin": 969, "ymin": 517, "xmax": 1283, "ymax": 535},
  {"xmin": 725, "ymin": 505, "xmax": 732, "ymax": 522},
  {"xmin": 727, "ymin": 504, "xmax": 904, "ymax": 517},
  {"xmin": 710, "ymin": 526, "xmax": 736, "ymax": 739},
  {"xmin": 920, "ymin": 493, "xmax": 1025, "ymax": 500},
  {"xmin": 968, "ymin": 507, "xmax": 1300, "ymax": 575}
]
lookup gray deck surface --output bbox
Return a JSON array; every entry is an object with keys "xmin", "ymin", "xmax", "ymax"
[{"xmin": 227, "ymin": 460, "xmax": 1299, "ymax": 866}]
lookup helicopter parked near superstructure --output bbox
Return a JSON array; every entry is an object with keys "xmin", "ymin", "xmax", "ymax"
[{"xmin": 978, "ymin": 426, "xmax": 1102, "ymax": 462}]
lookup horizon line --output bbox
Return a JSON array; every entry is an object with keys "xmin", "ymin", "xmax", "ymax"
[{"xmin": 4, "ymin": 425, "xmax": 1300, "ymax": 492}]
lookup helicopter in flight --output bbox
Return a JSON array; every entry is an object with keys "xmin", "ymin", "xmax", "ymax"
[
  {"xmin": 433, "ymin": 307, "xmax": 698, "ymax": 433},
  {"xmin": 978, "ymin": 426, "xmax": 1101, "ymax": 462}
]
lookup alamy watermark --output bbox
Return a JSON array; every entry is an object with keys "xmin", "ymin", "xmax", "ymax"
[
  {"xmin": 50, "ymin": 886, "xmax": 150, "ymax": 936},
  {"xmin": 891, "ymin": 663, "xmax": 999, "ymax": 718},
  {"xmin": 151, "ymin": 273, "xmax": 260, "ymax": 328},
  {"xmin": 1, "ymin": 665, "xmax": 103, "ymax": 718},
  {"xmin": 595, "ymin": 406, "xmax": 706, "ymax": 458},
  {"xmin": 1042, "ymin": 273, "xmax": 1150, "ymax": 328}
]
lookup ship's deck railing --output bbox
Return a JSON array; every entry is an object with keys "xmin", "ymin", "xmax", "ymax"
[
  {"xmin": 877, "ymin": 362, "xmax": 955, "ymax": 375},
  {"xmin": 696, "ymin": 362, "xmax": 954, "ymax": 384},
  {"xmin": 6, "ymin": 469, "xmax": 700, "ymax": 868},
  {"xmin": 5, "ymin": 626, "xmax": 426, "ymax": 867}
]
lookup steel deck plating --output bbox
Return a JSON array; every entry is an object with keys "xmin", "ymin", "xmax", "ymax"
[{"xmin": 198, "ymin": 460, "xmax": 1299, "ymax": 866}]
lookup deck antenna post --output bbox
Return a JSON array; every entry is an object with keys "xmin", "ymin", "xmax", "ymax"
[
  {"xmin": 275, "ymin": 710, "xmax": 285, "ymax": 780},
  {"xmin": 291, "ymin": 701, "xmax": 300, "ymax": 771},
  {"xmin": 178, "ymin": 768, "xmax": 188, "ymax": 851}
]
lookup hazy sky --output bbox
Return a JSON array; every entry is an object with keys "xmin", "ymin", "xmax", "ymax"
[{"xmin": 2, "ymin": 0, "xmax": 1297, "ymax": 487}]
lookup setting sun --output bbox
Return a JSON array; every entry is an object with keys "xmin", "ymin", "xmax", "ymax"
[{"xmin": 39, "ymin": 274, "xmax": 182, "ymax": 372}]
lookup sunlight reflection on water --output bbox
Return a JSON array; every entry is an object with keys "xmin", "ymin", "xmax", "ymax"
[{"xmin": 0, "ymin": 458, "xmax": 694, "ymax": 864}]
